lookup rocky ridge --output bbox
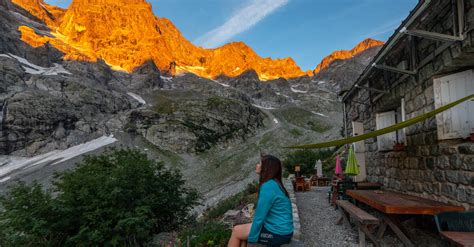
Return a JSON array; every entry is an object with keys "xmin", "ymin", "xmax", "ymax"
[
  {"xmin": 313, "ymin": 38, "xmax": 383, "ymax": 74},
  {"xmin": 12, "ymin": 0, "xmax": 311, "ymax": 80}
]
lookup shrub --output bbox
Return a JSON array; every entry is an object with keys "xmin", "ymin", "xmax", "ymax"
[
  {"xmin": 0, "ymin": 149, "xmax": 200, "ymax": 246},
  {"xmin": 283, "ymin": 149, "xmax": 334, "ymax": 177}
]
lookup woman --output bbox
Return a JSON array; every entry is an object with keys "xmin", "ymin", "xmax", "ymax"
[{"xmin": 228, "ymin": 155, "xmax": 293, "ymax": 247}]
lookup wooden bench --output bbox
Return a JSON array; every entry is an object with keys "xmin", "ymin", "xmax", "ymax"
[
  {"xmin": 439, "ymin": 231, "xmax": 474, "ymax": 247},
  {"xmin": 336, "ymin": 200, "xmax": 380, "ymax": 247}
]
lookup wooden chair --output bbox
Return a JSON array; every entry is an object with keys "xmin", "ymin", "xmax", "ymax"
[
  {"xmin": 435, "ymin": 211, "xmax": 474, "ymax": 246},
  {"xmin": 295, "ymin": 177, "xmax": 305, "ymax": 192}
]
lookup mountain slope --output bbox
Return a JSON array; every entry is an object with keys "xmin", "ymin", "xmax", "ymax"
[{"xmin": 12, "ymin": 0, "xmax": 311, "ymax": 80}]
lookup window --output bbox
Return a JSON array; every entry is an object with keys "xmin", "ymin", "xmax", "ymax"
[
  {"xmin": 375, "ymin": 101, "xmax": 406, "ymax": 151},
  {"xmin": 434, "ymin": 70, "xmax": 474, "ymax": 140}
]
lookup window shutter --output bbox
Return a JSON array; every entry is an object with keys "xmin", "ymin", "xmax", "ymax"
[
  {"xmin": 376, "ymin": 111, "xmax": 396, "ymax": 151},
  {"xmin": 352, "ymin": 121, "xmax": 365, "ymax": 153},
  {"xmin": 434, "ymin": 70, "xmax": 474, "ymax": 139}
]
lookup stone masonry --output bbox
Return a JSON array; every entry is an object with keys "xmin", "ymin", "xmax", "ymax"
[{"xmin": 344, "ymin": 0, "xmax": 474, "ymax": 209}]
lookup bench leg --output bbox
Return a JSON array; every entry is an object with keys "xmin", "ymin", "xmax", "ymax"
[
  {"xmin": 359, "ymin": 224, "xmax": 381, "ymax": 247},
  {"xmin": 337, "ymin": 207, "xmax": 352, "ymax": 228},
  {"xmin": 376, "ymin": 221, "xmax": 387, "ymax": 239},
  {"xmin": 358, "ymin": 227, "xmax": 366, "ymax": 247},
  {"xmin": 383, "ymin": 215, "xmax": 414, "ymax": 247}
]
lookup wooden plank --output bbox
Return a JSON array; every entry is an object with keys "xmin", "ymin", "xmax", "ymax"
[
  {"xmin": 336, "ymin": 200, "xmax": 379, "ymax": 224},
  {"xmin": 346, "ymin": 190, "xmax": 465, "ymax": 215},
  {"xmin": 440, "ymin": 231, "xmax": 474, "ymax": 247},
  {"xmin": 356, "ymin": 182, "xmax": 382, "ymax": 190}
]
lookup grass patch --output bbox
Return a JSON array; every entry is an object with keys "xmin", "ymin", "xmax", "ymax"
[
  {"xmin": 177, "ymin": 183, "xmax": 258, "ymax": 246},
  {"xmin": 289, "ymin": 128, "xmax": 303, "ymax": 137},
  {"xmin": 207, "ymin": 96, "xmax": 233, "ymax": 108},
  {"xmin": 153, "ymin": 94, "xmax": 175, "ymax": 114},
  {"xmin": 203, "ymin": 183, "xmax": 258, "ymax": 221},
  {"xmin": 276, "ymin": 107, "xmax": 330, "ymax": 133},
  {"xmin": 179, "ymin": 222, "xmax": 231, "ymax": 247},
  {"xmin": 307, "ymin": 120, "xmax": 331, "ymax": 133}
]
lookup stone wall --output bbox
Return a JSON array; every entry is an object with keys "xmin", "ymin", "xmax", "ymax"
[{"xmin": 344, "ymin": 0, "xmax": 474, "ymax": 209}]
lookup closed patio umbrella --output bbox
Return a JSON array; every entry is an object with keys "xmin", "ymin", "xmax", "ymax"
[
  {"xmin": 335, "ymin": 155, "xmax": 342, "ymax": 175},
  {"xmin": 316, "ymin": 159, "xmax": 323, "ymax": 178},
  {"xmin": 345, "ymin": 145, "xmax": 360, "ymax": 176}
]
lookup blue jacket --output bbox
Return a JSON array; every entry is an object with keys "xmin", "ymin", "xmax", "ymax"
[{"xmin": 248, "ymin": 179, "xmax": 293, "ymax": 243}]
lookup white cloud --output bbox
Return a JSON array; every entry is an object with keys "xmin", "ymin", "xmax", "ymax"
[{"xmin": 195, "ymin": 0, "xmax": 289, "ymax": 48}]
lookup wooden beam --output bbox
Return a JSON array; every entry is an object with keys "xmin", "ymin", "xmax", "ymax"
[
  {"xmin": 457, "ymin": 0, "xmax": 465, "ymax": 38},
  {"xmin": 403, "ymin": 29, "xmax": 463, "ymax": 42},
  {"xmin": 374, "ymin": 64, "xmax": 417, "ymax": 75},
  {"xmin": 355, "ymin": 85, "xmax": 388, "ymax": 94}
]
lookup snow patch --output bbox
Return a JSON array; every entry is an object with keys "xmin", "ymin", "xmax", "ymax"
[
  {"xmin": 275, "ymin": 92, "xmax": 290, "ymax": 98},
  {"xmin": 1, "ymin": 53, "xmax": 71, "ymax": 76},
  {"xmin": 0, "ymin": 135, "xmax": 117, "ymax": 181},
  {"xmin": 127, "ymin": 92, "xmax": 146, "ymax": 105},
  {"xmin": 290, "ymin": 86, "xmax": 308, "ymax": 94},
  {"xmin": 251, "ymin": 104, "xmax": 276, "ymax": 110},
  {"xmin": 211, "ymin": 79, "xmax": 230, "ymax": 88},
  {"xmin": 0, "ymin": 102, "xmax": 6, "ymax": 127},
  {"xmin": 311, "ymin": 111, "xmax": 328, "ymax": 117},
  {"xmin": 160, "ymin": 76, "xmax": 173, "ymax": 82}
]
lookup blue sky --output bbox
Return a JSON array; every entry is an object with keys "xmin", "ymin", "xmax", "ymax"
[{"xmin": 45, "ymin": 0, "xmax": 417, "ymax": 71}]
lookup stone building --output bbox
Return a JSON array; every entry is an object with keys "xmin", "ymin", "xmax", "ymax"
[{"xmin": 342, "ymin": 0, "xmax": 474, "ymax": 209}]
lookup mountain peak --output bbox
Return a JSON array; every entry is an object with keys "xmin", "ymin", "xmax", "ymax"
[
  {"xmin": 13, "ymin": 0, "xmax": 309, "ymax": 81},
  {"xmin": 314, "ymin": 38, "xmax": 384, "ymax": 74}
]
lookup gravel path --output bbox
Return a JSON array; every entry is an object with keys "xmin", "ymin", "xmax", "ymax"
[{"xmin": 295, "ymin": 187, "xmax": 445, "ymax": 247}]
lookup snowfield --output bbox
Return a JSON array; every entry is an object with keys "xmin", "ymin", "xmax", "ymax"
[
  {"xmin": 1, "ymin": 53, "xmax": 72, "ymax": 76},
  {"xmin": 0, "ymin": 135, "xmax": 117, "ymax": 182}
]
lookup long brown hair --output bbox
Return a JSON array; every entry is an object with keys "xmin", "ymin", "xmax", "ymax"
[{"xmin": 259, "ymin": 155, "xmax": 289, "ymax": 197}]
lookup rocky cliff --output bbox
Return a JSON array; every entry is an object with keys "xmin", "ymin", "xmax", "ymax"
[{"xmin": 12, "ymin": 0, "xmax": 311, "ymax": 80}]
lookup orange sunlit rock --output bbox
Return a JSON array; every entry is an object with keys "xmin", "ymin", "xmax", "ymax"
[
  {"xmin": 314, "ymin": 38, "xmax": 384, "ymax": 74},
  {"xmin": 14, "ymin": 0, "xmax": 313, "ymax": 80}
]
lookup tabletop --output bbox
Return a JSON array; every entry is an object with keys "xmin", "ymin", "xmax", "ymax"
[{"xmin": 346, "ymin": 190, "xmax": 465, "ymax": 215}]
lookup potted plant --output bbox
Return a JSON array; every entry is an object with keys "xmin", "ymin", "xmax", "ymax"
[{"xmin": 393, "ymin": 141, "xmax": 405, "ymax": 151}]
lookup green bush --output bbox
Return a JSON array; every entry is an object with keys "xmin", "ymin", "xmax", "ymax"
[
  {"xmin": 283, "ymin": 149, "xmax": 334, "ymax": 177},
  {"xmin": 179, "ymin": 222, "xmax": 231, "ymax": 247},
  {"xmin": 0, "ymin": 149, "xmax": 200, "ymax": 246}
]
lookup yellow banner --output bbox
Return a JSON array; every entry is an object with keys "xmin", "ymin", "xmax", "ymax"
[{"xmin": 286, "ymin": 93, "xmax": 474, "ymax": 149}]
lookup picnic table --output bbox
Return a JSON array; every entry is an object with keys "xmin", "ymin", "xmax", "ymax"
[{"xmin": 347, "ymin": 190, "xmax": 465, "ymax": 247}]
